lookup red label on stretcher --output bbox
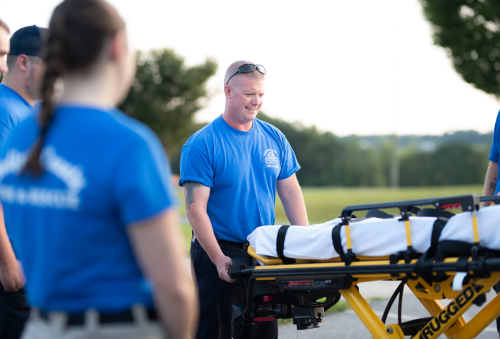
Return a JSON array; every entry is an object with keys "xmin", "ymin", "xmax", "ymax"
[
  {"xmin": 263, "ymin": 295, "xmax": 276, "ymax": 302},
  {"xmin": 441, "ymin": 203, "xmax": 461, "ymax": 210},
  {"xmin": 253, "ymin": 317, "xmax": 276, "ymax": 322},
  {"xmin": 288, "ymin": 280, "xmax": 314, "ymax": 286}
]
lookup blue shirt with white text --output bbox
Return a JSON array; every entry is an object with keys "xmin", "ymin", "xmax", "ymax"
[{"xmin": 179, "ymin": 115, "xmax": 300, "ymax": 243}]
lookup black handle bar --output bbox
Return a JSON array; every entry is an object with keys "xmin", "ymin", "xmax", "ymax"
[
  {"xmin": 341, "ymin": 194, "xmax": 480, "ymax": 220},
  {"xmin": 480, "ymin": 195, "xmax": 500, "ymax": 205}
]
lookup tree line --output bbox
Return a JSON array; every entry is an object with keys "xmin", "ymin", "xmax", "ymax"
[{"xmin": 258, "ymin": 113, "xmax": 491, "ymax": 187}]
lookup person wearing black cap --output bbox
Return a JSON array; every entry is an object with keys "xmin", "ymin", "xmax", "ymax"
[
  {"xmin": 0, "ymin": 20, "xmax": 29, "ymax": 338},
  {"xmin": 0, "ymin": 18, "xmax": 26, "ymax": 294},
  {"xmin": 0, "ymin": 25, "xmax": 46, "ymax": 146},
  {"xmin": 0, "ymin": 25, "xmax": 46, "ymax": 339}
]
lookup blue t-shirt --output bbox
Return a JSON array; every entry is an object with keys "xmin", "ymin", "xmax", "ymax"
[
  {"xmin": 0, "ymin": 84, "xmax": 35, "ymax": 147},
  {"xmin": 489, "ymin": 109, "xmax": 500, "ymax": 194},
  {"xmin": 179, "ymin": 115, "xmax": 300, "ymax": 243},
  {"xmin": 0, "ymin": 105, "xmax": 176, "ymax": 313}
]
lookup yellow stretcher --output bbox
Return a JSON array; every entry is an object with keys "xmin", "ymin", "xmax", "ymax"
[{"xmin": 229, "ymin": 194, "xmax": 500, "ymax": 339}]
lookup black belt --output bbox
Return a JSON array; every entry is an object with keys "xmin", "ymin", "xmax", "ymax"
[
  {"xmin": 39, "ymin": 308, "xmax": 158, "ymax": 326},
  {"xmin": 216, "ymin": 238, "xmax": 249, "ymax": 250}
]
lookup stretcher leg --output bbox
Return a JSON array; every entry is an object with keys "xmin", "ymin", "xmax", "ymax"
[
  {"xmin": 412, "ymin": 274, "xmax": 500, "ymax": 339},
  {"xmin": 417, "ymin": 298, "xmax": 465, "ymax": 338},
  {"xmin": 340, "ymin": 286, "xmax": 404, "ymax": 339},
  {"xmin": 450, "ymin": 292, "xmax": 500, "ymax": 339}
]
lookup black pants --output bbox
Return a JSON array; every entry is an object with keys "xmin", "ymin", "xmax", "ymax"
[
  {"xmin": 191, "ymin": 239, "xmax": 278, "ymax": 339},
  {"xmin": 0, "ymin": 284, "xmax": 30, "ymax": 339}
]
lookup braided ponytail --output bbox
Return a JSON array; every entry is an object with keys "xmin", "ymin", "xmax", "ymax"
[
  {"xmin": 23, "ymin": 13, "xmax": 66, "ymax": 176},
  {"xmin": 22, "ymin": 0, "xmax": 124, "ymax": 176}
]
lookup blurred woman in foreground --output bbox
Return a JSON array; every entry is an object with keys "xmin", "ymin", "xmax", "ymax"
[{"xmin": 0, "ymin": 0, "xmax": 197, "ymax": 338}]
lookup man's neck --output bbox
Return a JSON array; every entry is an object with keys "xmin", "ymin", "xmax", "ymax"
[
  {"xmin": 1, "ymin": 76, "xmax": 35, "ymax": 106},
  {"xmin": 221, "ymin": 112, "xmax": 253, "ymax": 132}
]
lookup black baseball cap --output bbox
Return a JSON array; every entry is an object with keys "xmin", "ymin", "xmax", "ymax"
[{"xmin": 9, "ymin": 25, "xmax": 47, "ymax": 57}]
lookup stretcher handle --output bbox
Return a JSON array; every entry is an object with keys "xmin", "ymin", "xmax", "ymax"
[
  {"xmin": 247, "ymin": 257, "xmax": 500, "ymax": 279},
  {"xmin": 341, "ymin": 194, "xmax": 480, "ymax": 220},
  {"xmin": 480, "ymin": 195, "xmax": 500, "ymax": 205}
]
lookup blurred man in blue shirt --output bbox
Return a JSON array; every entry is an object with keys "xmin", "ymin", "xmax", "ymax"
[
  {"xmin": 0, "ymin": 25, "xmax": 46, "ymax": 147},
  {"xmin": 483, "ymin": 109, "xmax": 500, "ymax": 337},
  {"xmin": 0, "ymin": 24, "xmax": 46, "ymax": 339},
  {"xmin": 483, "ymin": 110, "xmax": 500, "ymax": 200}
]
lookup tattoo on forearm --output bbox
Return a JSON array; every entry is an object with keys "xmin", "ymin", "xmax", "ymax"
[
  {"xmin": 183, "ymin": 181, "xmax": 202, "ymax": 210},
  {"xmin": 489, "ymin": 178, "xmax": 497, "ymax": 194}
]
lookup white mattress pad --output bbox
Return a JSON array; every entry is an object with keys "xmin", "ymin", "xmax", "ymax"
[{"xmin": 247, "ymin": 205, "xmax": 500, "ymax": 260}]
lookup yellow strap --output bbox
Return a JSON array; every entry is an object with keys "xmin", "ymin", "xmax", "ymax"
[
  {"xmin": 405, "ymin": 220, "xmax": 412, "ymax": 247},
  {"xmin": 472, "ymin": 215, "xmax": 479, "ymax": 243},
  {"xmin": 346, "ymin": 224, "xmax": 352, "ymax": 250}
]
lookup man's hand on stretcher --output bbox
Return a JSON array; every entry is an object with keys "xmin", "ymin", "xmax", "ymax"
[
  {"xmin": 215, "ymin": 255, "xmax": 236, "ymax": 283},
  {"xmin": 482, "ymin": 192, "xmax": 500, "ymax": 207},
  {"xmin": 182, "ymin": 176, "xmax": 310, "ymax": 283}
]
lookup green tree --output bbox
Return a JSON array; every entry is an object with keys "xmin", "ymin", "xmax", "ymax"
[
  {"xmin": 400, "ymin": 143, "xmax": 488, "ymax": 186},
  {"xmin": 119, "ymin": 49, "xmax": 217, "ymax": 167},
  {"xmin": 419, "ymin": 0, "xmax": 500, "ymax": 96}
]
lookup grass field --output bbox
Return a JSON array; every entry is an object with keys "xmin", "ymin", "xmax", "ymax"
[{"xmin": 179, "ymin": 184, "xmax": 484, "ymax": 251}]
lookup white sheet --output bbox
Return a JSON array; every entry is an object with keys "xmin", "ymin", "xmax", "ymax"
[{"xmin": 247, "ymin": 205, "xmax": 500, "ymax": 260}]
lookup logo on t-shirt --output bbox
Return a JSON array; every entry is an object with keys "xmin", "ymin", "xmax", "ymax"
[
  {"xmin": 263, "ymin": 149, "xmax": 279, "ymax": 168},
  {"xmin": 0, "ymin": 147, "xmax": 86, "ymax": 210}
]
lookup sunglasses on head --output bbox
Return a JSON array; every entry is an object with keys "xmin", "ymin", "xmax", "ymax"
[{"xmin": 225, "ymin": 63, "xmax": 266, "ymax": 86}]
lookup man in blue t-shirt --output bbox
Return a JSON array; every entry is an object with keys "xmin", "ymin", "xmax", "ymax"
[
  {"xmin": 0, "ymin": 25, "xmax": 46, "ymax": 339},
  {"xmin": 483, "ymin": 110, "xmax": 500, "ymax": 199},
  {"xmin": 179, "ymin": 61, "xmax": 309, "ymax": 339},
  {"xmin": 0, "ymin": 19, "xmax": 23, "ymax": 294},
  {"xmin": 483, "ymin": 109, "xmax": 500, "ymax": 336},
  {"xmin": 0, "ymin": 25, "xmax": 46, "ymax": 147}
]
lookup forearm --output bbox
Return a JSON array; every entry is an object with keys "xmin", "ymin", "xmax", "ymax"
[
  {"xmin": 0, "ymin": 225, "xmax": 17, "ymax": 271},
  {"xmin": 154, "ymin": 218, "xmax": 197, "ymax": 339},
  {"xmin": 183, "ymin": 181, "xmax": 224, "ymax": 262},
  {"xmin": 277, "ymin": 175, "xmax": 309, "ymax": 226},
  {"xmin": 183, "ymin": 181, "xmax": 235, "ymax": 283},
  {"xmin": 0, "ymin": 205, "xmax": 16, "ymax": 267},
  {"xmin": 483, "ymin": 161, "xmax": 498, "ymax": 196},
  {"xmin": 127, "ymin": 209, "xmax": 198, "ymax": 339},
  {"xmin": 0, "ymin": 204, "xmax": 23, "ymax": 291},
  {"xmin": 187, "ymin": 208, "xmax": 224, "ymax": 263},
  {"xmin": 281, "ymin": 192, "xmax": 309, "ymax": 226},
  {"xmin": 154, "ymin": 279, "xmax": 197, "ymax": 339}
]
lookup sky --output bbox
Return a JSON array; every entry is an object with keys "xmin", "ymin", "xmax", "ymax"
[{"xmin": 3, "ymin": 0, "xmax": 499, "ymax": 136}]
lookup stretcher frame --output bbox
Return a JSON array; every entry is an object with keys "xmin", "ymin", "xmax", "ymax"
[{"xmin": 230, "ymin": 194, "xmax": 500, "ymax": 339}]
